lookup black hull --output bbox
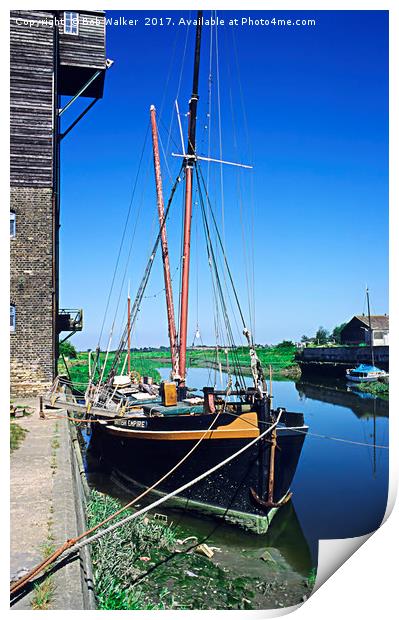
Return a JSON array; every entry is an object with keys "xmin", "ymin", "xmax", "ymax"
[{"xmin": 89, "ymin": 418, "xmax": 307, "ymax": 533}]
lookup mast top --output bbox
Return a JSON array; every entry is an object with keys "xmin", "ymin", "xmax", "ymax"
[{"xmin": 186, "ymin": 10, "xmax": 203, "ymax": 163}]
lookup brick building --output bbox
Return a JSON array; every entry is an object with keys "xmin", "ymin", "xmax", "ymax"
[{"xmin": 10, "ymin": 10, "xmax": 109, "ymax": 395}]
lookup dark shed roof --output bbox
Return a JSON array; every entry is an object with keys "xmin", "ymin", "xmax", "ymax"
[{"xmin": 354, "ymin": 315, "xmax": 389, "ymax": 330}]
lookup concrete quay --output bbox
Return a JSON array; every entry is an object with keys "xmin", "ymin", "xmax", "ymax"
[{"xmin": 10, "ymin": 399, "xmax": 94, "ymax": 610}]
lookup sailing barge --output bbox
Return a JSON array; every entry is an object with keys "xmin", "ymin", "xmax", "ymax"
[{"xmin": 48, "ymin": 11, "xmax": 308, "ymax": 533}]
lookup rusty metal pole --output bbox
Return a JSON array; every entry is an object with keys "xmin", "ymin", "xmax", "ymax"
[
  {"xmin": 179, "ymin": 167, "xmax": 193, "ymax": 381},
  {"xmin": 267, "ymin": 426, "xmax": 277, "ymax": 505},
  {"xmin": 39, "ymin": 395, "xmax": 45, "ymax": 419},
  {"xmin": 150, "ymin": 105, "xmax": 179, "ymax": 375},
  {"xmin": 127, "ymin": 292, "xmax": 131, "ymax": 375}
]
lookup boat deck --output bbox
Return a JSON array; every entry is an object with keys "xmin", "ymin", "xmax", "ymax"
[{"xmin": 141, "ymin": 401, "xmax": 204, "ymax": 416}]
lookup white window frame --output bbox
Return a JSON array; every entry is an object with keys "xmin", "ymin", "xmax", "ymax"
[
  {"xmin": 10, "ymin": 304, "xmax": 16, "ymax": 332},
  {"xmin": 64, "ymin": 11, "xmax": 79, "ymax": 35},
  {"xmin": 10, "ymin": 211, "xmax": 16, "ymax": 238}
]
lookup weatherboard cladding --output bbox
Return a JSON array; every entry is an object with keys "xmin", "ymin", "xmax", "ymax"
[
  {"xmin": 58, "ymin": 13, "xmax": 106, "ymax": 69},
  {"xmin": 10, "ymin": 10, "xmax": 106, "ymax": 187},
  {"xmin": 10, "ymin": 11, "xmax": 55, "ymax": 188}
]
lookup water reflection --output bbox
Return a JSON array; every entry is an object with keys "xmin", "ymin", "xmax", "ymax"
[
  {"xmin": 295, "ymin": 378, "xmax": 388, "ymax": 419},
  {"xmin": 83, "ymin": 369, "xmax": 389, "ymax": 576}
]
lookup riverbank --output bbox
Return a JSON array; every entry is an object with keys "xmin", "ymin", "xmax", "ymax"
[
  {"xmin": 356, "ymin": 380, "xmax": 389, "ymax": 399},
  {"xmin": 87, "ymin": 490, "xmax": 312, "ymax": 610},
  {"xmin": 62, "ymin": 344, "xmax": 301, "ymax": 389}
]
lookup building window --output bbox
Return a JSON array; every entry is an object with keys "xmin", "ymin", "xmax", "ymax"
[
  {"xmin": 373, "ymin": 331, "xmax": 384, "ymax": 340},
  {"xmin": 10, "ymin": 211, "xmax": 16, "ymax": 238},
  {"xmin": 64, "ymin": 11, "xmax": 79, "ymax": 35},
  {"xmin": 10, "ymin": 304, "xmax": 16, "ymax": 332}
]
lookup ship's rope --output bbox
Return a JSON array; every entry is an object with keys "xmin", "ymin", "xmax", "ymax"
[
  {"xmin": 225, "ymin": 39, "xmax": 255, "ymax": 340},
  {"xmin": 99, "ymin": 168, "xmax": 183, "ymax": 389},
  {"xmin": 165, "ymin": 18, "xmax": 191, "ymax": 157},
  {"xmin": 206, "ymin": 20, "xmax": 224, "ymax": 387},
  {"xmin": 10, "ymin": 410, "xmax": 280, "ymax": 598},
  {"xmin": 196, "ymin": 164, "xmax": 248, "ymax": 334},
  {"xmin": 10, "ymin": 381, "xmax": 243, "ymax": 597},
  {"xmin": 42, "ymin": 402, "xmax": 390, "ymax": 451},
  {"xmin": 214, "ymin": 10, "xmax": 226, "ymax": 249},
  {"xmin": 71, "ymin": 409, "xmax": 279, "ymax": 551},
  {"xmin": 220, "ymin": 408, "xmax": 389, "ymax": 450},
  {"xmin": 107, "ymin": 151, "xmax": 156, "ymax": 367},
  {"xmin": 230, "ymin": 26, "xmax": 256, "ymax": 337},
  {"xmin": 196, "ymin": 167, "xmax": 246, "ymax": 389},
  {"xmin": 288, "ymin": 427, "xmax": 389, "ymax": 450},
  {"xmin": 96, "ymin": 124, "xmax": 150, "ymax": 350}
]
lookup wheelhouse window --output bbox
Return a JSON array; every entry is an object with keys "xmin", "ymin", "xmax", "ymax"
[
  {"xmin": 10, "ymin": 212, "xmax": 16, "ymax": 238},
  {"xmin": 64, "ymin": 11, "xmax": 79, "ymax": 35},
  {"xmin": 10, "ymin": 304, "xmax": 16, "ymax": 332}
]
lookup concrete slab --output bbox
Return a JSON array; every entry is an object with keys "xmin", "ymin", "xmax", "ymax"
[{"xmin": 10, "ymin": 399, "xmax": 85, "ymax": 609}]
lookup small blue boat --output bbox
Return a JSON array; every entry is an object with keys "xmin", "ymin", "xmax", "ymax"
[{"xmin": 346, "ymin": 364, "xmax": 388, "ymax": 383}]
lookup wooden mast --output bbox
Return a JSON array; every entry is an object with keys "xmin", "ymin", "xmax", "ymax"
[
  {"xmin": 127, "ymin": 286, "xmax": 131, "ymax": 375},
  {"xmin": 366, "ymin": 287, "xmax": 375, "ymax": 367},
  {"xmin": 178, "ymin": 10, "xmax": 203, "ymax": 384},
  {"xmin": 150, "ymin": 105, "xmax": 179, "ymax": 375}
]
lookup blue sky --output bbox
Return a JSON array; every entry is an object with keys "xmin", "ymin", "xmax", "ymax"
[{"xmin": 59, "ymin": 10, "xmax": 388, "ymax": 350}]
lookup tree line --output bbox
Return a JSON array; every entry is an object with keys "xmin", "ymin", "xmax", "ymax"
[{"xmin": 301, "ymin": 322, "xmax": 347, "ymax": 345}]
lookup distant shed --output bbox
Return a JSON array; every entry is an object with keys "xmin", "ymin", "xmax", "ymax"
[{"xmin": 340, "ymin": 315, "xmax": 389, "ymax": 346}]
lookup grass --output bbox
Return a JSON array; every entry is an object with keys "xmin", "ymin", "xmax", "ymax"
[
  {"xmin": 86, "ymin": 491, "xmax": 306, "ymax": 610},
  {"xmin": 10, "ymin": 423, "xmax": 28, "ymax": 453},
  {"xmin": 10, "ymin": 402, "xmax": 34, "ymax": 417},
  {"xmin": 60, "ymin": 351, "xmax": 162, "ymax": 392},
  {"xmin": 356, "ymin": 381, "xmax": 389, "ymax": 398},
  {"xmin": 306, "ymin": 568, "xmax": 317, "ymax": 588},
  {"xmin": 87, "ymin": 491, "xmax": 176, "ymax": 610},
  {"xmin": 50, "ymin": 423, "xmax": 59, "ymax": 476},
  {"xmin": 60, "ymin": 344, "xmax": 299, "ymax": 392},
  {"xmin": 31, "ymin": 423, "xmax": 60, "ymax": 609},
  {"xmin": 187, "ymin": 345, "xmax": 298, "ymax": 375},
  {"xmin": 31, "ymin": 574, "xmax": 56, "ymax": 610},
  {"xmin": 31, "ymin": 541, "xmax": 56, "ymax": 610}
]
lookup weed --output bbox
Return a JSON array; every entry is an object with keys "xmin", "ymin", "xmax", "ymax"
[
  {"xmin": 31, "ymin": 575, "xmax": 55, "ymax": 610},
  {"xmin": 10, "ymin": 402, "xmax": 34, "ymax": 417},
  {"xmin": 306, "ymin": 568, "xmax": 317, "ymax": 588},
  {"xmin": 86, "ymin": 491, "xmax": 262, "ymax": 610},
  {"xmin": 10, "ymin": 423, "xmax": 28, "ymax": 453}
]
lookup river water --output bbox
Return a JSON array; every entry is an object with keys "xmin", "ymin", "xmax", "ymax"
[{"xmin": 85, "ymin": 367, "xmax": 389, "ymax": 576}]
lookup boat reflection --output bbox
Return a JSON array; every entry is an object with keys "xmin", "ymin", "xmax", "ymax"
[{"xmin": 295, "ymin": 379, "xmax": 388, "ymax": 419}]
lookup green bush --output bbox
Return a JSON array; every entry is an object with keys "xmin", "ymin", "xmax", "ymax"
[{"xmin": 59, "ymin": 341, "xmax": 78, "ymax": 359}]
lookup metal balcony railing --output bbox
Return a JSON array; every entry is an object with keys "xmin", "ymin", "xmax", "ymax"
[{"xmin": 57, "ymin": 308, "xmax": 83, "ymax": 334}]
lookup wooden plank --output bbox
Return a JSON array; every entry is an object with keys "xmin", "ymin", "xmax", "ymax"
[{"xmin": 43, "ymin": 398, "xmax": 119, "ymax": 419}]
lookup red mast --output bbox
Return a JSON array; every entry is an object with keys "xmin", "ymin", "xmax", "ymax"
[
  {"xmin": 127, "ymin": 287, "xmax": 131, "ymax": 374},
  {"xmin": 150, "ymin": 105, "xmax": 179, "ymax": 376},
  {"xmin": 178, "ymin": 11, "xmax": 203, "ymax": 384}
]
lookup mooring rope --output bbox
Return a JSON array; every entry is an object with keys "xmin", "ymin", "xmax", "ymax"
[
  {"xmin": 11, "ymin": 387, "xmax": 240, "ymax": 597},
  {"xmin": 289, "ymin": 427, "xmax": 389, "ymax": 450},
  {"xmin": 68, "ymin": 411, "xmax": 281, "ymax": 552}
]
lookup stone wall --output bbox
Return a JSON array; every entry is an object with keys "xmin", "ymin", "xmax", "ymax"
[
  {"xmin": 10, "ymin": 187, "xmax": 55, "ymax": 396},
  {"xmin": 297, "ymin": 345, "xmax": 389, "ymax": 364}
]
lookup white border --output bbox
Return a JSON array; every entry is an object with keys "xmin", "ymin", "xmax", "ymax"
[{"xmin": 2, "ymin": 1, "xmax": 396, "ymax": 617}]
